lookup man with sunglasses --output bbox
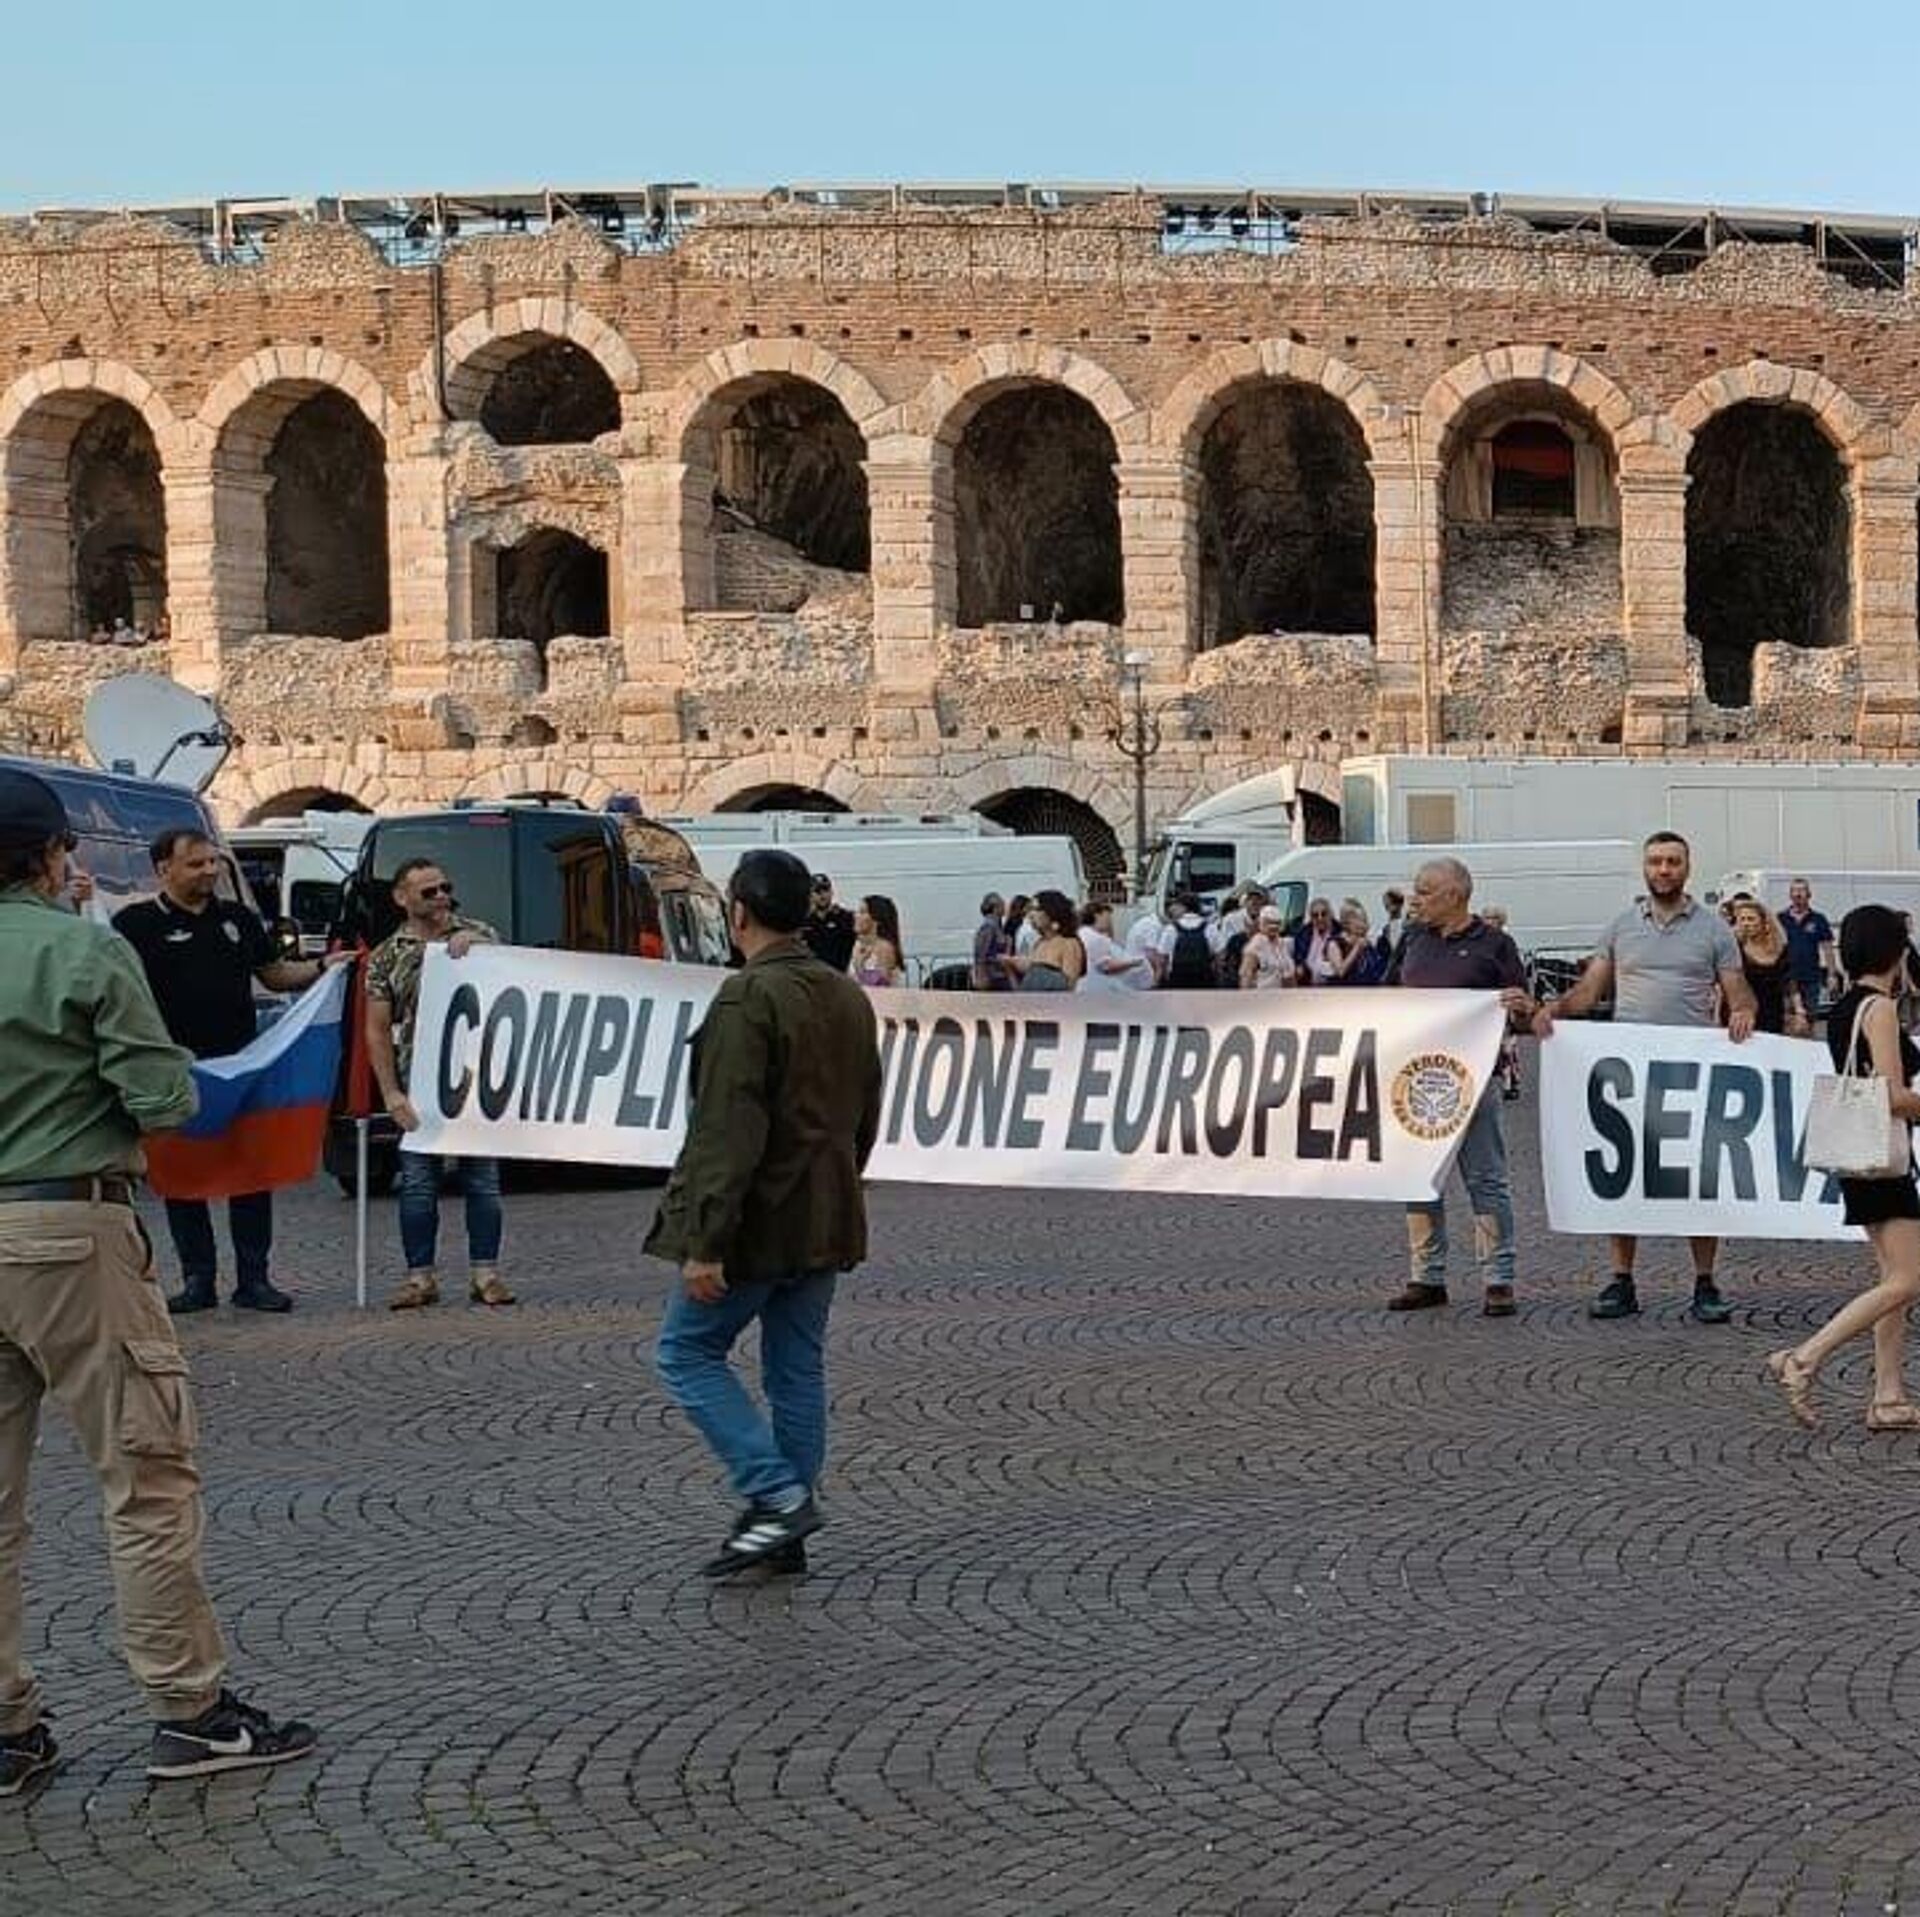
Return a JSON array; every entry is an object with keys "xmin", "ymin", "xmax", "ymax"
[
  {"xmin": 0, "ymin": 769, "xmax": 316, "ymax": 1792},
  {"xmin": 365, "ymin": 859, "xmax": 513, "ymax": 1310},
  {"xmin": 113, "ymin": 827, "xmax": 344, "ymax": 1314}
]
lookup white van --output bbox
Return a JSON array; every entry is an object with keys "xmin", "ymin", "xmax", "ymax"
[
  {"xmin": 228, "ymin": 811, "xmax": 374, "ymax": 954},
  {"xmin": 1252, "ymin": 840, "xmax": 1641, "ymax": 957},
  {"xmin": 1712, "ymin": 868, "xmax": 1920, "ymax": 927},
  {"xmin": 663, "ymin": 813, "xmax": 1085, "ymax": 981}
]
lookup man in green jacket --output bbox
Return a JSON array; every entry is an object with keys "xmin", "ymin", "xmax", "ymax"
[
  {"xmin": 0, "ymin": 768, "xmax": 314, "ymax": 1794},
  {"xmin": 650, "ymin": 848, "xmax": 883, "ymax": 1579}
]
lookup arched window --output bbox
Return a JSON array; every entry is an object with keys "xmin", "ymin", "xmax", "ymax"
[
  {"xmin": 1195, "ymin": 381, "xmax": 1375, "ymax": 647},
  {"xmin": 1686, "ymin": 402, "xmax": 1849, "ymax": 708},
  {"xmin": 476, "ymin": 339, "xmax": 621, "ymax": 447},
  {"xmin": 954, "ymin": 386, "xmax": 1123, "ymax": 627}
]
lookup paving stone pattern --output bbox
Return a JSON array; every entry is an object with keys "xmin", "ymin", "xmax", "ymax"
[{"xmin": 5, "ymin": 1085, "xmax": 1920, "ymax": 1916}]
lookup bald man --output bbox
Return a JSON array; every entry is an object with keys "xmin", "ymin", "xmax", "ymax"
[{"xmin": 1386, "ymin": 857, "xmax": 1536, "ymax": 1319}]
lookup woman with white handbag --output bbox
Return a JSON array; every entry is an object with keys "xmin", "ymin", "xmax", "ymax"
[{"xmin": 1768, "ymin": 905, "xmax": 1920, "ymax": 1430}]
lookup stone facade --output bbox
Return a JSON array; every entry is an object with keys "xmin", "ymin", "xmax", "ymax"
[{"xmin": 2, "ymin": 194, "xmax": 1920, "ymax": 872}]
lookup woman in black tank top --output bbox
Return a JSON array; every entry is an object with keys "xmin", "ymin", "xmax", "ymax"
[{"xmin": 1767, "ymin": 905, "xmax": 1920, "ymax": 1431}]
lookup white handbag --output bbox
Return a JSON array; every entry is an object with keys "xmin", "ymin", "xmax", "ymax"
[{"xmin": 1804, "ymin": 995, "xmax": 1911, "ymax": 1180}]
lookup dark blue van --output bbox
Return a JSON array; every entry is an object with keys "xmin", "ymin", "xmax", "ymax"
[{"xmin": 0, "ymin": 753, "xmax": 249, "ymax": 917}]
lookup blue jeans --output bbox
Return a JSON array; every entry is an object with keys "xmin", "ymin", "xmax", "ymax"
[
  {"xmin": 655, "ymin": 1271, "xmax": 837, "ymax": 1507},
  {"xmin": 164, "ymin": 1191, "xmax": 272, "ymax": 1289},
  {"xmin": 1405, "ymin": 1092, "xmax": 1516, "ymax": 1290},
  {"xmin": 397, "ymin": 1155, "xmax": 503, "ymax": 1273}
]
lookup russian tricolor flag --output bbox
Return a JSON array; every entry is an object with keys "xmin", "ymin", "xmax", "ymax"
[{"xmin": 145, "ymin": 967, "xmax": 350, "ymax": 1201}]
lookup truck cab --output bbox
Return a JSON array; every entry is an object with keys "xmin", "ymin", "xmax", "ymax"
[{"xmin": 1136, "ymin": 770, "xmax": 1304, "ymax": 917}]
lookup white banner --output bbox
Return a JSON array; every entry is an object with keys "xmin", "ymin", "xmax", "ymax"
[
  {"xmin": 1539, "ymin": 1020, "xmax": 1876, "ymax": 1241},
  {"xmin": 404, "ymin": 946, "xmax": 1508, "ymax": 1202}
]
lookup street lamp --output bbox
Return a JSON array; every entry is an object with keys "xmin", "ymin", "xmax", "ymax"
[{"xmin": 1108, "ymin": 648, "xmax": 1163, "ymax": 899}]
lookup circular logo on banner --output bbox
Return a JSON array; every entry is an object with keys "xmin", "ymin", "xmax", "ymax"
[{"xmin": 1391, "ymin": 1053, "xmax": 1475, "ymax": 1141}]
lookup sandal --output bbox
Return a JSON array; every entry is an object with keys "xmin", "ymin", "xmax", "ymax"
[
  {"xmin": 1766, "ymin": 1349, "xmax": 1819, "ymax": 1430},
  {"xmin": 1866, "ymin": 1401, "xmax": 1920, "ymax": 1432}
]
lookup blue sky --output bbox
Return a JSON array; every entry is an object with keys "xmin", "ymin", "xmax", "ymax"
[{"xmin": 5, "ymin": 1, "xmax": 1912, "ymax": 215}]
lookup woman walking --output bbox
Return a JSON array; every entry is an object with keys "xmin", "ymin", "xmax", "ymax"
[
  {"xmin": 1767, "ymin": 905, "xmax": 1920, "ymax": 1431},
  {"xmin": 1004, "ymin": 890, "xmax": 1085, "ymax": 992},
  {"xmin": 850, "ymin": 895, "xmax": 905, "ymax": 987},
  {"xmin": 1728, "ymin": 895, "xmax": 1807, "ymax": 1036},
  {"xmin": 1078, "ymin": 900, "xmax": 1151, "ymax": 992}
]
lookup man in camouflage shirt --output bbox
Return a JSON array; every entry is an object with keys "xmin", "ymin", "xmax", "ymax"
[{"xmin": 364, "ymin": 858, "xmax": 513, "ymax": 1310}]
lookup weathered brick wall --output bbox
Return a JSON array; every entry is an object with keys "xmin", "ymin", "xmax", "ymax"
[{"xmin": 0, "ymin": 198, "xmax": 1917, "ymax": 853}]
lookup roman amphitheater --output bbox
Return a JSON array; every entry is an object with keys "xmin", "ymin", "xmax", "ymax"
[{"xmin": 2, "ymin": 181, "xmax": 1919, "ymax": 880}]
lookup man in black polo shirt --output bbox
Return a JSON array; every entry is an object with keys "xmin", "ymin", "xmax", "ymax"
[
  {"xmin": 114, "ymin": 828, "xmax": 337, "ymax": 1314},
  {"xmin": 1384, "ymin": 856, "xmax": 1536, "ymax": 1319}
]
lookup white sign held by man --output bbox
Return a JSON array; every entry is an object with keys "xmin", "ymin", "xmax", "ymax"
[
  {"xmin": 405, "ymin": 945, "xmax": 1509, "ymax": 1202},
  {"xmin": 1539, "ymin": 1020, "xmax": 1875, "ymax": 1242}
]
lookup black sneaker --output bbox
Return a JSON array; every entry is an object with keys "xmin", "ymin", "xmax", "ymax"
[
  {"xmin": 1689, "ymin": 1278, "xmax": 1734, "ymax": 1325},
  {"xmin": 718, "ymin": 1506, "xmax": 809, "ymax": 1577},
  {"xmin": 147, "ymin": 1690, "xmax": 316, "ymax": 1781},
  {"xmin": 702, "ymin": 1499, "xmax": 821, "ymax": 1580},
  {"xmin": 0, "ymin": 1722, "xmax": 57, "ymax": 1798},
  {"xmin": 167, "ymin": 1279, "xmax": 218, "ymax": 1315},
  {"xmin": 232, "ymin": 1280, "xmax": 294, "ymax": 1314},
  {"xmin": 1589, "ymin": 1276, "xmax": 1640, "ymax": 1320}
]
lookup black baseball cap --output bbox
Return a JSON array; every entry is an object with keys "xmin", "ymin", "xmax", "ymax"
[
  {"xmin": 809, "ymin": 872, "xmax": 833, "ymax": 892},
  {"xmin": 0, "ymin": 768, "xmax": 70, "ymax": 850}
]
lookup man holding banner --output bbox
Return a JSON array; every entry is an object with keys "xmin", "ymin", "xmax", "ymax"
[
  {"xmin": 1385, "ymin": 857, "xmax": 1535, "ymax": 1317},
  {"xmin": 649, "ymin": 850, "xmax": 883, "ymax": 1580},
  {"xmin": 113, "ymin": 827, "xmax": 344, "ymax": 1315},
  {"xmin": 1534, "ymin": 831, "xmax": 1756, "ymax": 1322}
]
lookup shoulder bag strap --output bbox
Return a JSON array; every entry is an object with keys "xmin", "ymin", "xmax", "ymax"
[{"xmin": 1845, "ymin": 991, "xmax": 1882, "ymax": 1082}]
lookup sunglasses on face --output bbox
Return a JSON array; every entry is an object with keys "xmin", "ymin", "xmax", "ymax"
[{"xmin": 417, "ymin": 883, "xmax": 453, "ymax": 901}]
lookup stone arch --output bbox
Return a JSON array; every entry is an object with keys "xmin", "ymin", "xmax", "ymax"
[
  {"xmin": 1669, "ymin": 360, "xmax": 1874, "ymax": 460},
  {"xmin": 671, "ymin": 339, "xmax": 890, "ymax": 444},
  {"xmin": 0, "ymin": 361, "xmax": 183, "ymax": 646},
  {"xmin": 462, "ymin": 759, "xmax": 617, "ymax": 808},
  {"xmin": 210, "ymin": 748, "xmax": 391, "ymax": 825},
  {"xmin": 198, "ymin": 346, "xmax": 393, "ymax": 444},
  {"xmin": 1422, "ymin": 351, "xmax": 1631, "ymax": 644},
  {"xmin": 675, "ymin": 358, "xmax": 877, "ymax": 609},
  {"xmin": 203, "ymin": 354, "xmax": 392, "ymax": 643},
  {"xmin": 714, "ymin": 783, "xmax": 851, "ymax": 814},
  {"xmin": 910, "ymin": 343, "xmax": 1145, "ymax": 450},
  {"xmin": 240, "ymin": 785, "xmax": 373, "ymax": 824},
  {"xmin": 1421, "ymin": 347, "xmax": 1637, "ymax": 460},
  {"xmin": 410, "ymin": 297, "xmax": 641, "ymax": 431},
  {"xmin": 681, "ymin": 751, "xmax": 868, "ymax": 815},
  {"xmin": 491, "ymin": 526, "xmax": 611, "ymax": 656},
  {"xmin": 1683, "ymin": 394, "xmax": 1856, "ymax": 709},
  {"xmin": 1183, "ymin": 374, "xmax": 1378, "ymax": 646},
  {"xmin": 1153, "ymin": 341, "xmax": 1386, "ymax": 461}
]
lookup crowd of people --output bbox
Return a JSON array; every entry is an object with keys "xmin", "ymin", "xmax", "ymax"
[{"xmin": 6, "ymin": 752, "xmax": 1920, "ymax": 1796}]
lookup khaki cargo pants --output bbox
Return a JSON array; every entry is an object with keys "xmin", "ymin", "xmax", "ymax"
[{"xmin": 0, "ymin": 1199, "xmax": 226, "ymax": 1735}]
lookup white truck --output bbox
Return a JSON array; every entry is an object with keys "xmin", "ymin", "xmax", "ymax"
[
  {"xmin": 1251, "ymin": 840, "xmax": 1642, "ymax": 957},
  {"xmin": 1139, "ymin": 756, "xmax": 1920, "ymax": 919},
  {"xmin": 1713, "ymin": 868, "xmax": 1920, "ymax": 926},
  {"xmin": 227, "ymin": 811, "xmax": 374, "ymax": 953},
  {"xmin": 661, "ymin": 811, "xmax": 1085, "ymax": 982},
  {"xmin": 1338, "ymin": 756, "xmax": 1920, "ymax": 883}
]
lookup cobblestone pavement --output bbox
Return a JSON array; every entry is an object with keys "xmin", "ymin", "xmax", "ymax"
[{"xmin": 6, "ymin": 1076, "xmax": 1920, "ymax": 1916}]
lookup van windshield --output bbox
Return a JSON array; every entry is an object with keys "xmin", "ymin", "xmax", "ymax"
[{"xmin": 362, "ymin": 820, "xmax": 515, "ymax": 937}]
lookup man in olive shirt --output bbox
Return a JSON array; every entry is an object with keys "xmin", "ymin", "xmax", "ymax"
[
  {"xmin": 0, "ymin": 769, "xmax": 314, "ymax": 1794},
  {"xmin": 651, "ymin": 849, "xmax": 883, "ymax": 1578}
]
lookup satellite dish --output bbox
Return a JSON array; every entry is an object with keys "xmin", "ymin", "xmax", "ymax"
[{"xmin": 82, "ymin": 674, "xmax": 235, "ymax": 793}]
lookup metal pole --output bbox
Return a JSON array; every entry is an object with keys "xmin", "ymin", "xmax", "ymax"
[
  {"xmin": 354, "ymin": 1118, "xmax": 370, "ymax": 1310},
  {"xmin": 1130, "ymin": 670, "xmax": 1148, "ymax": 896}
]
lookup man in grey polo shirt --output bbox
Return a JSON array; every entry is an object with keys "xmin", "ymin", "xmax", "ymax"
[{"xmin": 1534, "ymin": 831, "xmax": 1757, "ymax": 1323}]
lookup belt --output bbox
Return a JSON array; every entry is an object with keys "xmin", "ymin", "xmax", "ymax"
[{"xmin": 0, "ymin": 1176, "xmax": 136, "ymax": 1207}]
